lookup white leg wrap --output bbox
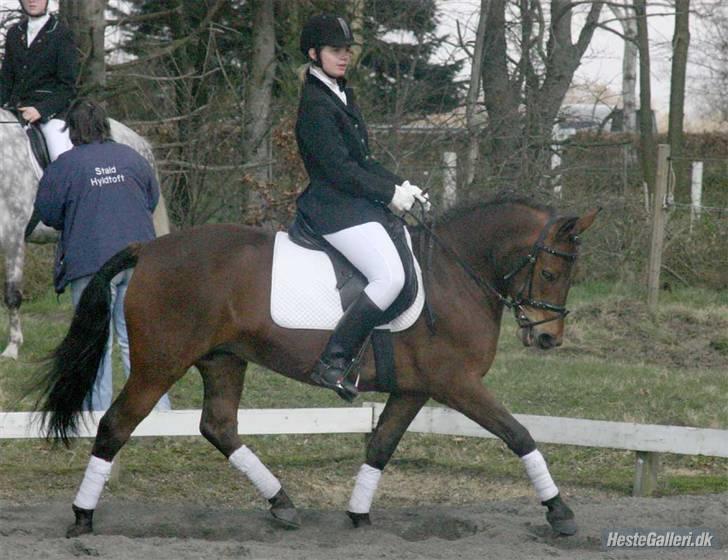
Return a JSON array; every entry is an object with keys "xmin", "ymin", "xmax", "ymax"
[
  {"xmin": 73, "ymin": 455, "xmax": 114, "ymax": 510},
  {"xmin": 229, "ymin": 445, "xmax": 281, "ymax": 500},
  {"xmin": 521, "ymin": 449, "xmax": 559, "ymax": 502},
  {"xmin": 348, "ymin": 463, "xmax": 383, "ymax": 514}
]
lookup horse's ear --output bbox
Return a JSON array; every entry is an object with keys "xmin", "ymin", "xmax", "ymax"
[
  {"xmin": 573, "ymin": 207, "xmax": 600, "ymax": 235},
  {"xmin": 555, "ymin": 208, "xmax": 600, "ymax": 241}
]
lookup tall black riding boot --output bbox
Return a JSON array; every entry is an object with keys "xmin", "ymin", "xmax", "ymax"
[{"xmin": 310, "ymin": 291, "xmax": 384, "ymax": 402}]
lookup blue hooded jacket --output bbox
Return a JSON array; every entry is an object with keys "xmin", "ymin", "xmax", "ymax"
[{"xmin": 36, "ymin": 140, "xmax": 159, "ymax": 292}]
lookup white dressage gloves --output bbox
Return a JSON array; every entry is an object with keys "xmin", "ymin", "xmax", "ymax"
[
  {"xmin": 389, "ymin": 184, "xmax": 416, "ymax": 213},
  {"xmin": 388, "ymin": 180, "xmax": 431, "ymax": 213}
]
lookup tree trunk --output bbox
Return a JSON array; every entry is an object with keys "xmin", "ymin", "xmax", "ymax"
[
  {"xmin": 242, "ymin": 0, "xmax": 276, "ymax": 183},
  {"xmin": 464, "ymin": 0, "xmax": 489, "ymax": 190},
  {"xmin": 481, "ymin": 0, "xmax": 521, "ymax": 183},
  {"xmin": 610, "ymin": 1, "xmax": 638, "ymax": 132},
  {"xmin": 635, "ymin": 0, "xmax": 657, "ymax": 194},
  {"xmin": 668, "ymin": 0, "xmax": 691, "ymax": 199},
  {"xmin": 59, "ymin": 0, "xmax": 108, "ymax": 93}
]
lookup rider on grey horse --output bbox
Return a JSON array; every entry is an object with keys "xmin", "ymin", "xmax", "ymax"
[{"xmin": 0, "ymin": 0, "xmax": 78, "ymax": 161}]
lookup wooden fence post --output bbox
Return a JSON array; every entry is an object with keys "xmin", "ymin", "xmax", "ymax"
[
  {"xmin": 633, "ymin": 451, "xmax": 660, "ymax": 497},
  {"xmin": 647, "ymin": 144, "xmax": 670, "ymax": 314}
]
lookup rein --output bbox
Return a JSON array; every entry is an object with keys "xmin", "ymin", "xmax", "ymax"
[{"xmin": 407, "ymin": 206, "xmax": 579, "ymax": 331}]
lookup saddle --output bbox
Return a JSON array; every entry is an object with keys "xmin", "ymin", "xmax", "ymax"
[
  {"xmin": 282, "ymin": 213, "xmax": 422, "ymax": 393},
  {"xmin": 8, "ymin": 109, "xmax": 51, "ymax": 170},
  {"xmin": 288, "ymin": 213, "xmax": 419, "ymax": 323}
]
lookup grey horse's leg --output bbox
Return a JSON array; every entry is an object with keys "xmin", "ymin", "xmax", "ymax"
[{"xmin": 2, "ymin": 239, "xmax": 25, "ymax": 360}]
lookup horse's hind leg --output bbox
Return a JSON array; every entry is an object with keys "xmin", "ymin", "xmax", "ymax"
[
  {"xmin": 67, "ymin": 363, "xmax": 184, "ymax": 537},
  {"xmin": 1, "ymin": 239, "xmax": 24, "ymax": 359},
  {"xmin": 347, "ymin": 392, "xmax": 428, "ymax": 527},
  {"xmin": 196, "ymin": 351, "xmax": 300, "ymax": 529},
  {"xmin": 440, "ymin": 381, "xmax": 576, "ymax": 535}
]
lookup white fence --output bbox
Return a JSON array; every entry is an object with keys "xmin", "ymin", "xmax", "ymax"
[{"xmin": 2, "ymin": 403, "xmax": 727, "ymax": 496}]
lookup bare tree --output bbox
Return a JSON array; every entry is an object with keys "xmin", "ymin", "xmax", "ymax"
[{"xmin": 480, "ymin": 0, "xmax": 605, "ymax": 190}]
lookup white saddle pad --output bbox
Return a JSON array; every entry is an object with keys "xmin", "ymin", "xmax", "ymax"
[{"xmin": 271, "ymin": 231, "xmax": 425, "ymax": 332}]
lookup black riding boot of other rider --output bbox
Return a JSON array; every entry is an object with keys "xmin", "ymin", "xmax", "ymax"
[{"xmin": 310, "ymin": 291, "xmax": 384, "ymax": 402}]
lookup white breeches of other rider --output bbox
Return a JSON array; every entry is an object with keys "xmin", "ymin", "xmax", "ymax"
[
  {"xmin": 323, "ymin": 222, "xmax": 405, "ymax": 311},
  {"xmin": 40, "ymin": 118, "xmax": 73, "ymax": 161}
]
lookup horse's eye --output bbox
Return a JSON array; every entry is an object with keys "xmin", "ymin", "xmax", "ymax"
[{"xmin": 541, "ymin": 269, "xmax": 556, "ymax": 282}]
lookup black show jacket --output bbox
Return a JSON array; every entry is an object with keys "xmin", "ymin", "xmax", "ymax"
[
  {"xmin": 295, "ymin": 72, "xmax": 403, "ymax": 235},
  {"xmin": 0, "ymin": 15, "xmax": 78, "ymax": 121}
]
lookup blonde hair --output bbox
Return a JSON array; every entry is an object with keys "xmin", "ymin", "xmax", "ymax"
[{"xmin": 296, "ymin": 62, "xmax": 312, "ymax": 84}]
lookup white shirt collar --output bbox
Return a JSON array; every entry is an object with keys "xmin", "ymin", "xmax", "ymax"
[
  {"xmin": 27, "ymin": 14, "xmax": 50, "ymax": 47},
  {"xmin": 309, "ymin": 65, "xmax": 347, "ymax": 106}
]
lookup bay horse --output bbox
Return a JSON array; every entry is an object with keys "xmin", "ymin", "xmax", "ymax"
[
  {"xmin": 0, "ymin": 107, "xmax": 170, "ymax": 360},
  {"xmin": 36, "ymin": 197, "xmax": 597, "ymax": 537}
]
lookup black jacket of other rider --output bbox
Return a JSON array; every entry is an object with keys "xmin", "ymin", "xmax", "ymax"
[
  {"xmin": 0, "ymin": 14, "xmax": 78, "ymax": 121},
  {"xmin": 295, "ymin": 71, "xmax": 403, "ymax": 235}
]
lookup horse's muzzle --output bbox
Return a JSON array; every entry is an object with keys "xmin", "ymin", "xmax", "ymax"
[{"xmin": 517, "ymin": 326, "xmax": 562, "ymax": 350}]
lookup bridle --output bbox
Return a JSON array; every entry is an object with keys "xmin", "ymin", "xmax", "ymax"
[
  {"xmin": 409, "ymin": 209, "xmax": 580, "ymax": 332},
  {"xmin": 501, "ymin": 216, "xmax": 579, "ymax": 330}
]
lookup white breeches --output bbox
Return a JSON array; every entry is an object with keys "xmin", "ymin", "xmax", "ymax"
[
  {"xmin": 39, "ymin": 118, "xmax": 73, "ymax": 161},
  {"xmin": 324, "ymin": 222, "xmax": 405, "ymax": 311}
]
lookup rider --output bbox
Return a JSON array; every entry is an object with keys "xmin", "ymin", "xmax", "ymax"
[
  {"xmin": 295, "ymin": 13, "xmax": 428, "ymax": 402},
  {"xmin": 0, "ymin": 0, "xmax": 78, "ymax": 161}
]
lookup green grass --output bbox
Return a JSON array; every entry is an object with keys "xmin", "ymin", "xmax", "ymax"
[{"xmin": 1, "ymin": 281, "xmax": 727, "ymax": 507}]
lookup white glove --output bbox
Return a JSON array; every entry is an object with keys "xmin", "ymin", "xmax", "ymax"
[
  {"xmin": 401, "ymin": 180, "xmax": 431, "ymax": 212},
  {"xmin": 388, "ymin": 184, "xmax": 416, "ymax": 213}
]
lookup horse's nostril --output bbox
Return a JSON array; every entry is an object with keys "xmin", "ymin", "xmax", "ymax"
[{"xmin": 537, "ymin": 333, "xmax": 556, "ymax": 349}]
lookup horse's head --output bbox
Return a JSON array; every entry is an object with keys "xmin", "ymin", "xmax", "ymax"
[{"xmin": 506, "ymin": 208, "xmax": 599, "ymax": 350}]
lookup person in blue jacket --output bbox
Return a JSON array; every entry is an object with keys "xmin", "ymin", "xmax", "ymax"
[
  {"xmin": 35, "ymin": 99, "xmax": 171, "ymax": 411},
  {"xmin": 0, "ymin": 0, "xmax": 78, "ymax": 160},
  {"xmin": 295, "ymin": 14, "xmax": 429, "ymax": 401}
]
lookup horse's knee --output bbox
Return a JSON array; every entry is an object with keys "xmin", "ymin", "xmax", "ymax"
[{"xmin": 4, "ymin": 281, "xmax": 22, "ymax": 309}]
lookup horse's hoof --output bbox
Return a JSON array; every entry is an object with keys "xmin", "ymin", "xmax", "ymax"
[
  {"xmin": 66, "ymin": 505, "xmax": 94, "ymax": 538},
  {"xmin": 268, "ymin": 489, "xmax": 301, "ymax": 529},
  {"xmin": 543, "ymin": 494, "xmax": 577, "ymax": 536},
  {"xmin": 347, "ymin": 511, "xmax": 371, "ymax": 528}
]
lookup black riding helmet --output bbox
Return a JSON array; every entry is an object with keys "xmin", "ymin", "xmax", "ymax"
[
  {"xmin": 18, "ymin": 0, "xmax": 49, "ymax": 17},
  {"xmin": 299, "ymin": 13, "xmax": 353, "ymax": 59}
]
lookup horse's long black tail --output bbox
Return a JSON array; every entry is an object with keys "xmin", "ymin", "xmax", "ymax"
[{"xmin": 36, "ymin": 243, "xmax": 143, "ymax": 446}]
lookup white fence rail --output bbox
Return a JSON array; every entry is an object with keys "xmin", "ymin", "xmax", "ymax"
[{"xmin": 2, "ymin": 403, "xmax": 727, "ymax": 496}]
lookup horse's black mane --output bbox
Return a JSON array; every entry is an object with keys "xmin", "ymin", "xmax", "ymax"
[{"xmin": 436, "ymin": 193, "xmax": 555, "ymax": 224}]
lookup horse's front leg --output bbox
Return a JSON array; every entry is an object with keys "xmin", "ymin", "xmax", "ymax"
[
  {"xmin": 1, "ymin": 239, "xmax": 25, "ymax": 360},
  {"xmin": 439, "ymin": 381, "xmax": 577, "ymax": 536},
  {"xmin": 347, "ymin": 392, "xmax": 428, "ymax": 527}
]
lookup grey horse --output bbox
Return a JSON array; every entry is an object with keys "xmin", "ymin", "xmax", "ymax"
[{"xmin": 0, "ymin": 107, "xmax": 170, "ymax": 360}]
